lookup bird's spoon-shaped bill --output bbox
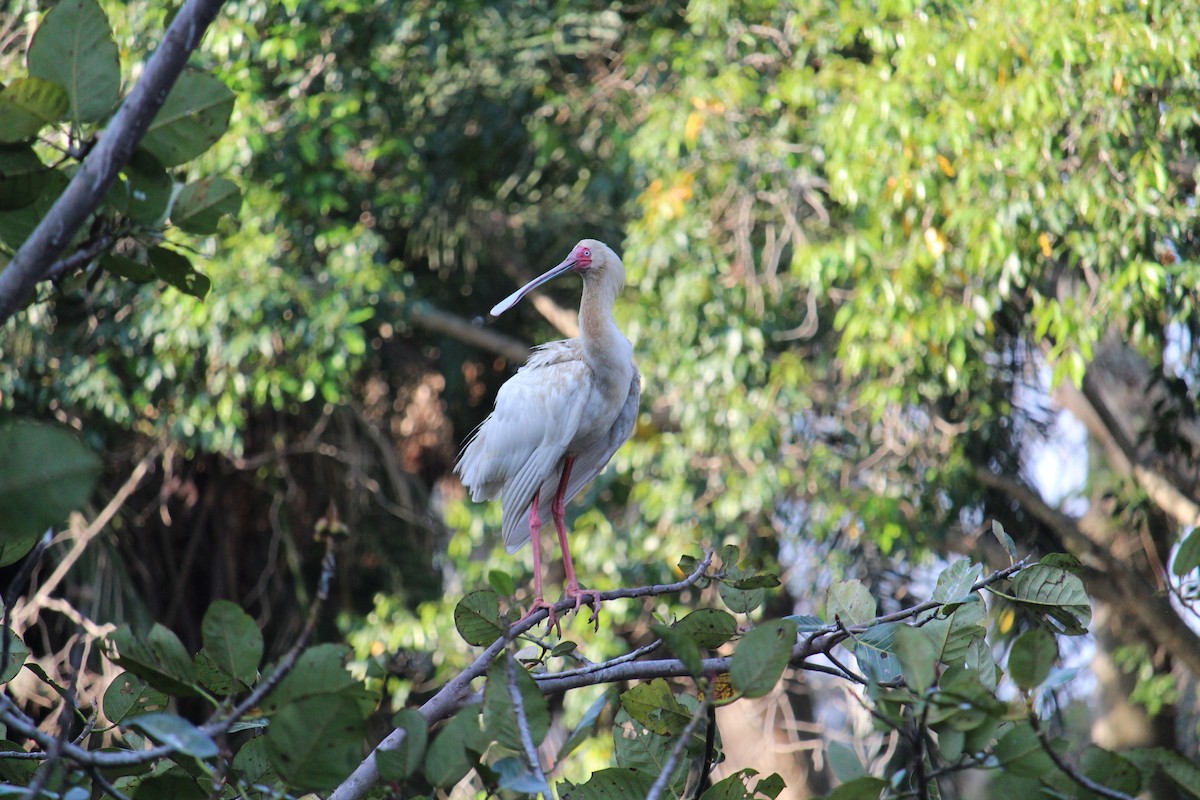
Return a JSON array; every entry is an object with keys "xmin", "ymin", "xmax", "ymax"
[{"xmin": 490, "ymin": 255, "xmax": 578, "ymax": 317}]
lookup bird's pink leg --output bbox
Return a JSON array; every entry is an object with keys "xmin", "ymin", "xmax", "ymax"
[
  {"xmin": 553, "ymin": 456, "xmax": 602, "ymax": 628},
  {"xmin": 518, "ymin": 490, "xmax": 560, "ymax": 635}
]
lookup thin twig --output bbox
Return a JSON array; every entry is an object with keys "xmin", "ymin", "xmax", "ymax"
[
  {"xmin": 0, "ymin": 526, "xmax": 341, "ymax": 770},
  {"xmin": 534, "ymin": 638, "xmax": 663, "ymax": 682},
  {"xmin": 505, "ymin": 654, "xmax": 554, "ymax": 798},
  {"xmin": 329, "ymin": 549, "xmax": 718, "ymax": 800},
  {"xmin": 1028, "ymin": 713, "xmax": 1135, "ymax": 800},
  {"xmin": 644, "ymin": 686, "xmax": 709, "ymax": 800}
]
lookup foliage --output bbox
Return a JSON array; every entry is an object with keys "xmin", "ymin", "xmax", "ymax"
[
  {"xmin": 2, "ymin": 0, "xmax": 1200, "ymax": 798},
  {"xmin": 0, "ymin": 0, "xmax": 239, "ymax": 300}
]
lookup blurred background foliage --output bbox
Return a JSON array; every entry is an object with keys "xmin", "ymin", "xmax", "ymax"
[{"xmin": 3, "ymin": 0, "xmax": 1200, "ymax": 794}]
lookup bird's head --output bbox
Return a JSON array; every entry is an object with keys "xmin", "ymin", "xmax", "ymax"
[{"xmin": 490, "ymin": 239, "xmax": 623, "ymax": 317}]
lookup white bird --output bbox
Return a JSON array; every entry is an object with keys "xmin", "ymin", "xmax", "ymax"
[{"xmin": 455, "ymin": 239, "xmax": 640, "ymax": 630}]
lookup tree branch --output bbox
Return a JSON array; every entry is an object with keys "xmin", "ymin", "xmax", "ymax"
[
  {"xmin": 1028, "ymin": 712, "xmax": 1135, "ymax": 800},
  {"xmin": 0, "ymin": 0, "xmax": 228, "ymax": 325},
  {"xmin": 327, "ymin": 549, "xmax": 717, "ymax": 800},
  {"xmin": 410, "ymin": 303, "xmax": 533, "ymax": 364}
]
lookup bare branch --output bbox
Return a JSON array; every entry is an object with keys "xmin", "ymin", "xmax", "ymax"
[
  {"xmin": 410, "ymin": 303, "xmax": 532, "ymax": 364},
  {"xmin": 0, "ymin": 0, "xmax": 228, "ymax": 324},
  {"xmin": 329, "ymin": 549, "xmax": 717, "ymax": 800},
  {"xmin": 1029, "ymin": 713, "xmax": 1135, "ymax": 800}
]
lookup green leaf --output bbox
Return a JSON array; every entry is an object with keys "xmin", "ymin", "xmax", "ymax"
[
  {"xmin": 754, "ymin": 772, "xmax": 785, "ymax": 799},
  {"xmin": 826, "ymin": 776, "xmax": 887, "ymax": 799},
  {"xmin": 0, "ymin": 168, "xmax": 65, "ymax": 249},
  {"xmin": 0, "ymin": 420, "xmax": 99, "ymax": 566},
  {"xmin": 200, "ymin": 599, "xmax": 262, "ymax": 688},
  {"xmin": 0, "ymin": 143, "xmax": 50, "ymax": 211},
  {"xmin": 719, "ymin": 581, "xmax": 765, "ymax": 614},
  {"xmin": 376, "ymin": 708, "xmax": 428, "ymax": 782},
  {"xmin": 423, "ymin": 706, "xmax": 482, "ymax": 788},
  {"xmin": 619, "ymin": 678, "xmax": 691, "ymax": 735},
  {"xmin": 726, "ymin": 573, "xmax": 782, "ymax": 590},
  {"xmin": 559, "ymin": 688, "xmax": 615, "ymax": 762},
  {"xmin": 921, "ymin": 597, "xmax": 986, "ymax": 666},
  {"xmin": 937, "ymin": 727, "xmax": 965, "ymax": 761},
  {"xmin": 853, "ymin": 624, "xmax": 901, "ymax": 684},
  {"xmin": 27, "ymin": 0, "xmax": 120, "ymax": 124},
  {"xmin": 991, "ymin": 520, "xmax": 1017, "ymax": 559},
  {"xmin": 231, "ymin": 736, "xmax": 275, "ymax": 786},
  {"xmin": 1079, "ymin": 746, "xmax": 1141, "ymax": 798},
  {"xmin": 932, "ymin": 559, "xmax": 983, "ymax": 603},
  {"xmin": 125, "ymin": 712, "xmax": 218, "ymax": 758},
  {"xmin": 0, "ymin": 77, "xmax": 68, "ymax": 142},
  {"xmin": 1008, "ymin": 628, "xmax": 1058, "ymax": 690},
  {"xmin": 826, "ymin": 741, "xmax": 865, "ymax": 783},
  {"xmin": 124, "ymin": 151, "xmax": 174, "ymax": 225},
  {"xmin": 0, "ymin": 741, "xmax": 38, "ymax": 784},
  {"xmin": 560, "ymin": 767, "xmax": 655, "ymax": 799},
  {"xmin": 148, "ymin": 246, "xmax": 211, "ymax": 299},
  {"xmin": 172, "ymin": 178, "xmax": 241, "ymax": 234},
  {"xmin": 892, "ymin": 624, "xmax": 936, "ymax": 693},
  {"xmin": 140, "ymin": 71, "xmax": 235, "ymax": 167},
  {"xmin": 265, "ymin": 694, "xmax": 365, "ymax": 790},
  {"xmin": 1124, "ymin": 748, "xmax": 1200, "ymax": 799},
  {"xmin": 126, "ymin": 770, "xmax": 207, "ymax": 800},
  {"xmin": 102, "ymin": 672, "xmax": 167, "ymax": 724},
  {"xmin": 1173, "ymin": 529, "xmax": 1200, "ymax": 576},
  {"xmin": 993, "ymin": 565, "xmax": 1091, "ymax": 635},
  {"xmin": 0, "ymin": 628, "xmax": 29, "ymax": 684},
  {"xmin": 1038, "ymin": 552, "xmax": 1082, "ymax": 572},
  {"xmin": 612, "ymin": 699, "xmax": 705, "ymax": 795},
  {"xmin": 994, "ymin": 722, "xmax": 1056, "ymax": 778},
  {"xmin": 487, "ymin": 568, "xmax": 516, "ymax": 596},
  {"xmin": 826, "ymin": 580, "xmax": 876, "ymax": 626},
  {"xmin": 454, "ymin": 590, "xmax": 507, "ymax": 646},
  {"xmin": 787, "ymin": 614, "xmax": 827, "ymax": 634},
  {"xmin": 651, "ymin": 622, "xmax": 704, "ymax": 677},
  {"xmin": 700, "ymin": 769, "xmax": 781, "ymax": 800},
  {"xmin": 260, "ymin": 643, "xmax": 356, "ymax": 712},
  {"xmin": 730, "ymin": 618, "xmax": 798, "ymax": 698},
  {"xmin": 482, "ymin": 655, "xmax": 549, "ymax": 750},
  {"xmin": 101, "ymin": 253, "xmax": 154, "ymax": 282},
  {"xmin": 107, "ymin": 624, "xmax": 197, "ymax": 695}
]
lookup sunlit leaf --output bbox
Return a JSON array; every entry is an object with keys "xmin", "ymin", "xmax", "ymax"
[
  {"xmin": 826, "ymin": 580, "xmax": 876, "ymax": 626},
  {"xmin": 730, "ymin": 618, "xmax": 798, "ymax": 698},
  {"xmin": 140, "ymin": 71, "xmax": 235, "ymax": 167},
  {"xmin": 454, "ymin": 590, "xmax": 506, "ymax": 646},
  {"xmin": 27, "ymin": 0, "xmax": 120, "ymax": 124},
  {"xmin": 103, "ymin": 671, "xmax": 167, "ymax": 724},
  {"xmin": 172, "ymin": 177, "xmax": 241, "ymax": 234},
  {"xmin": 126, "ymin": 712, "xmax": 218, "ymax": 758},
  {"xmin": 0, "ymin": 77, "xmax": 68, "ymax": 142}
]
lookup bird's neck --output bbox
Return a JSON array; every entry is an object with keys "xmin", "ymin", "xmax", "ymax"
[{"xmin": 578, "ymin": 279, "xmax": 631, "ymax": 378}]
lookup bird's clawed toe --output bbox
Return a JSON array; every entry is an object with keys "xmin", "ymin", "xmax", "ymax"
[
  {"xmin": 567, "ymin": 589, "xmax": 603, "ymax": 631},
  {"xmin": 518, "ymin": 598, "xmax": 562, "ymax": 637}
]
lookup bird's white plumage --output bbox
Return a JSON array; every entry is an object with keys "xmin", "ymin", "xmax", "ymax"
[
  {"xmin": 456, "ymin": 338, "xmax": 640, "ymax": 552},
  {"xmin": 455, "ymin": 237, "xmax": 638, "ymax": 593}
]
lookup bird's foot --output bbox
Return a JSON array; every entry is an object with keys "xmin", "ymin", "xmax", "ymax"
[
  {"xmin": 518, "ymin": 598, "xmax": 562, "ymax": 637},
  {"xmin": 566, "ymin": 588, "xmax": 603, "ymax": 631}
]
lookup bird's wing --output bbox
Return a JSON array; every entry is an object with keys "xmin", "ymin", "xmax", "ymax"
[
  {"xmin": 560, "ymin": 367, "xmax": 641, "ymax": 505},
  {"xmin": 508, "ymin": 367, "xmax": 641, "ymax": 551},
  {"xmin": 454, "ymin": 343, "xmax": 591, "ymax": 552}
]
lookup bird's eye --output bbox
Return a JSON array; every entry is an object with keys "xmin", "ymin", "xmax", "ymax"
[{"xmin": 583, "ymin": 249, "xmax": 591, "ymax": 256}]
